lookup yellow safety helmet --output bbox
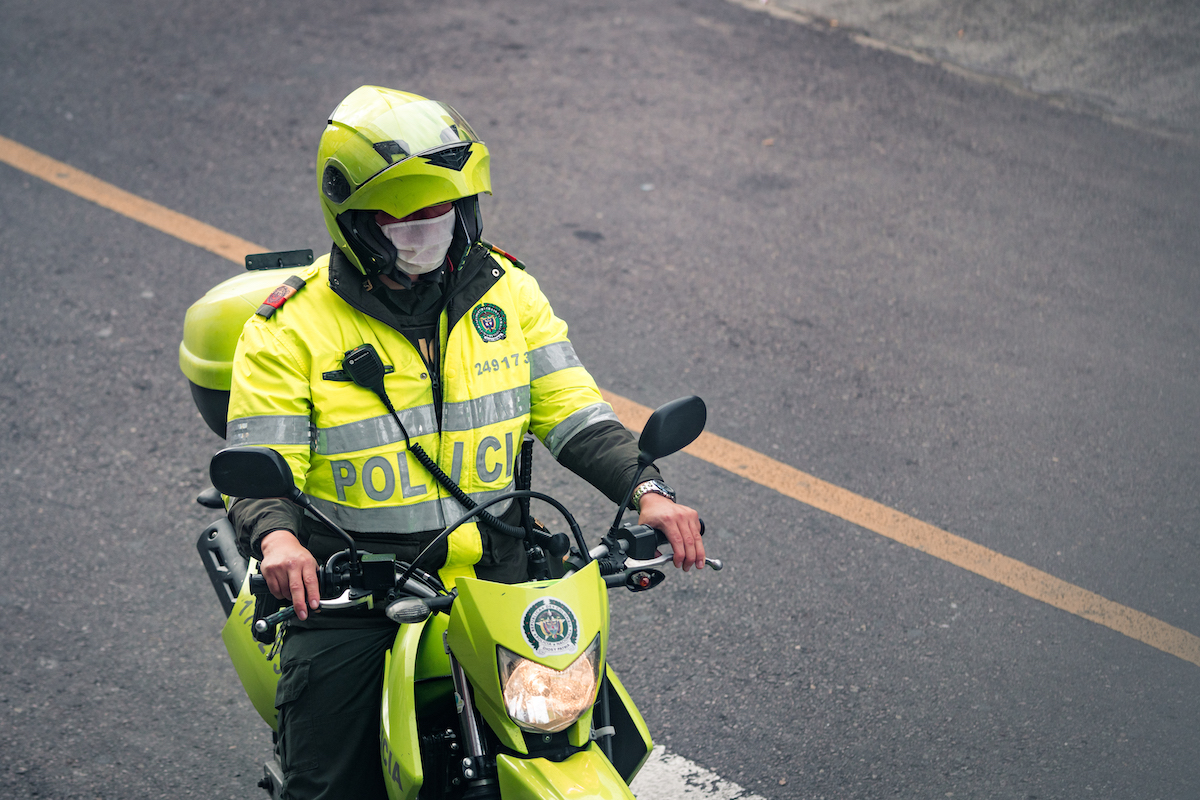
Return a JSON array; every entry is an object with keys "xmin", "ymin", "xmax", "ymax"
[{"xmin": 317, "ymin": 86, "xmax": 492, "ymax": 275}]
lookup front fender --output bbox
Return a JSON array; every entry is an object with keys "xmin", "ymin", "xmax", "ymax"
[
  {"xmin": 381, "ymin": 614, "xmax": 451, "ymax": 800},
  {"xmin": 496, "ymin": 743, "xmax": 635, "ymax": 800}
]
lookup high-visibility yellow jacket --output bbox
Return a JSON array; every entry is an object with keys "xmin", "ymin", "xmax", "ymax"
[{"xmin": 226, "ymin": 244, "xmax": 619, "ymax": 585}]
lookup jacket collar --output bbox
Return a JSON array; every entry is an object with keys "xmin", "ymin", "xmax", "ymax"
[{"xmin": 328, "ymin": 243, "xmax": 504, "ymax": 336}]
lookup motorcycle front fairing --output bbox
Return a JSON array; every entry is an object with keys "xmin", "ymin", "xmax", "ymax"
[
  {"xmin": 448, "ymin": 561, "xmax": 609, "ymax": 754},
  {"xmin": 445, "ymin": 561, "xmax": 652, "ymax": 787}
]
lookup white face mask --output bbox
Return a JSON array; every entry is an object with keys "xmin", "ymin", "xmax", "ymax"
[{"xmin": 380, "ymin": 208, "xmax": 456, "ymax": 274}]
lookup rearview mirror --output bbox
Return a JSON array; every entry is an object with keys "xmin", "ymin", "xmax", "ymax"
[
  {"xmin": 209, "ymin": 446, "xmax": 364, "ymax": 565},
  {"xmin": 638, "ymin": 396, "xmax": 707, "ymax": 464},
  {"xmin": 209, "ymin": 446, "xmax": 298, "ymax": 499}
]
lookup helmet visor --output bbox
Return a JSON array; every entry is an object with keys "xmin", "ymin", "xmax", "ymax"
[{"xmin": 336, "ymin": 98, "xmax": 481, "ymax": 167}]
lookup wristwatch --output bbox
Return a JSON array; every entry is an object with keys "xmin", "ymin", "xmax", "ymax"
[{"xmin": 630, "ymin": 479, "xmax": 676, "ymax": 511}]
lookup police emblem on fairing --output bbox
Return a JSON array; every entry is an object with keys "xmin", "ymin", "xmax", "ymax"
[
  {"xmin": 521, "ymin": 598, "xmax": 579, "ymax": 656},
  {"xmin": 471, "ymin": 303, "xmax": 507, "ymax": 342}
]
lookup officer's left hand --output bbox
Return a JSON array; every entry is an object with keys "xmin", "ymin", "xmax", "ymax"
[{"xmin": 637, "ymin": 493, "xmax": 705, "ymax": 571}]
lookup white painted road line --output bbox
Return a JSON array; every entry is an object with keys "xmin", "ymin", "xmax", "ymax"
[{"xmin": 631, "ymin": 746, "xmax": 767, "ymax": 800}]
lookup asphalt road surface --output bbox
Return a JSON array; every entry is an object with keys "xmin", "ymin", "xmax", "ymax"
[
  {"xmin": 2, "ymin": 1, "xmax": 1198, "ymax": 799},
  {"xmin": 765, "ymin": 0, "xmax": 1200, "ymax": 137}
]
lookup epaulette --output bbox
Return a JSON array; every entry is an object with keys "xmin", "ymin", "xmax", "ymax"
[
  {"xmin": 256, "ymin": 275, "xmax": 307, "ymax": 319},
  {"xmin": 481, "ymin": 240, "xmax": 527, "ymax": 271}
]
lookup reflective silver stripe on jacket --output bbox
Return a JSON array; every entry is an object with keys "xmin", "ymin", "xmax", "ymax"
[
  {"xmin": 443, "ymin": 386, "xmax": 531, "ymax": 432},
  {"xmin": 529, "ymin": 341, "xmax": 582, "ymax": 381},
  {"xmin": 313, "ymin": 387, "xmax": 531, "ymax": 455},
  {"xmin": 316, "ymin": 405, "xmax": 438, "ymax": 456},
  {"xmin": 226, "ymin": 415, "xmax": 312, "ymax": 447},
  {"xmin": 543, "ymin": 402, "xmax": 621, "ymax": 459},
  {"xmin": 306, "ymin": 485, "xmax": 515, "ymax": 533}
]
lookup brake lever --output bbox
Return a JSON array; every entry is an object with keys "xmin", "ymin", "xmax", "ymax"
[
  {"xmin": 250, "ymin": 588, "xmax": 376, "ymax": 644},
  {"xmin": 319, "ymin": 587, "xmax": 376, "ymax": 610},
  {"xmin": 624, "ymin": 545, "xmax": 724, "ymax": 571},
  {"xmin": 623, "ymin": 552, "xmax": 674, "ymax": 570}
]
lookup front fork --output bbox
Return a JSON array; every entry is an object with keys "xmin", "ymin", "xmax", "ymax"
[{"xmin": 449, "ymin": 648, "xmax": 499, "ymax": 798}]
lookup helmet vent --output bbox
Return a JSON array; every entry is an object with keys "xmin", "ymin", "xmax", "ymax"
[
  {"xmin": 322, "ymin": 164, "xmax": 352, "ymax": 204},
  {"xmin": 421, "ymin": 143, "xmax": 472, "ymax": 172},
  {"xmin": 373, "ymin": 140, "xmax": 410, "ymax": 163}
]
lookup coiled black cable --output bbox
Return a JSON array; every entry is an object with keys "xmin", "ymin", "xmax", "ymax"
[
  {"xmin": 341, "ymin": 342, "xmax": 527, "ymax": 539},
  {"xmin": 378, "ymin": 394, "xmax": 528, "ymax": 539}
]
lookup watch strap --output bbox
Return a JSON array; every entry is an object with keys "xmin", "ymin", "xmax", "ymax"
[{"xmin": 631, "ymin": 479, "xmax": 676, "ymax": 511}]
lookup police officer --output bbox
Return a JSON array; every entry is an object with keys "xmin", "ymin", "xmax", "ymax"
[{"xmin": 225, "ymin": 86, "xmax": 703, "ymax": 799}]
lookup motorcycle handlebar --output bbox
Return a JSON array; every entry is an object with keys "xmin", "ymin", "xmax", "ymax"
[
  {"xmin": 247, "ymin": 518, "xmax": 715, "ymax": 642},
  {"xmin": 248, "ymin": 561, "xmax": 351, "ymax": 600}
]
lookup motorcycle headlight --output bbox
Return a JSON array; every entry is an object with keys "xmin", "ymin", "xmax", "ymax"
[{"xmin": 498, "ymin": 636, "xmax": 600, "ymax": 733}]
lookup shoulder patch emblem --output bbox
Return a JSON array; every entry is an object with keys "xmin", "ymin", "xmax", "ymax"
[
  {"xmin": 471, "ymin": 303, "xmax": 507, "ymax": 342},
  {"xmin": 256, "ymin": 275, "xmax": 307, "ymax": 319}
]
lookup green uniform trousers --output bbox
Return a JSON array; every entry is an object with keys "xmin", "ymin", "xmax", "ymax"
[
  {"xmin": 271, "ymin": 542, "xmax": 529, "ymax": 800},
  {"xmin": 275, "ymin": 623, "xmax": 399, "ymax": 800}
]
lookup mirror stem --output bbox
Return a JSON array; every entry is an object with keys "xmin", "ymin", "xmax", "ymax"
[
  {"xmin": 605, "ymin": 460, "xmax": 651, "ymax": 541},
  {"xmin": 290, "ymin": 489, "xmax": 361, "ymax": 574}
]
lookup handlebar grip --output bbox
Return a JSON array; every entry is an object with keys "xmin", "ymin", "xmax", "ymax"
[
  {"xmin": 250, "ymin": 566, "xmax": 344, "ymax": 599},
  {"xmin": 653, "ymin": 518, "xmax": 706, "ymax": 546},
  {"xmin": 251, "ymin": 605, "xmax": 295, "ymax": 644}
]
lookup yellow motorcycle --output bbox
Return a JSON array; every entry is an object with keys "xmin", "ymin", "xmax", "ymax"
[{"xmin": 186, "ymin": 250, "xmax": 719, "ymax": 798}]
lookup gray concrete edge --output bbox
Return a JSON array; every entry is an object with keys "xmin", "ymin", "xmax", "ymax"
[{"xmin": 723, "ymin": 0, "xmax": 1200, "ymax": 148}]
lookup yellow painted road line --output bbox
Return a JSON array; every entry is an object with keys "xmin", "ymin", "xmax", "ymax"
[
  {"xmin": 0, "ymin": 134, "xmax": 263, "ymax": 264},
  {"xmin": 604, "ymin": 391, "xmax": 1200, "ymax": 668},
  {"xmin": 5, "ymin": 133, "xmax": 1196, "ymax": 668}
]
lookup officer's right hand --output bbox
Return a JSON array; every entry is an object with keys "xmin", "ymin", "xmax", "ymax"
[{"xmin": 259, "ymin": 530, "xmax": 320, "ymax": 621}]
